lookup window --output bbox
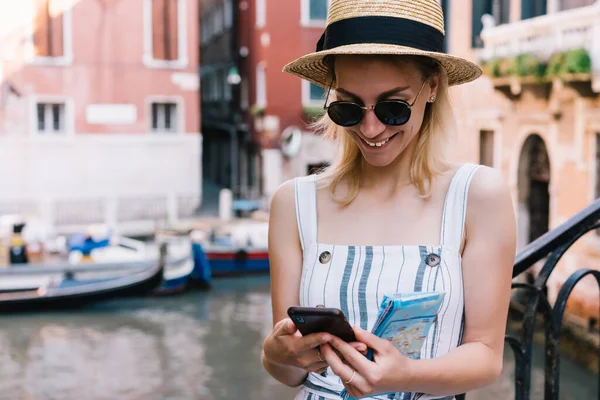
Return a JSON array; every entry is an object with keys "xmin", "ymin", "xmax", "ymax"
[
  {"xmin": 472, "ymin": 0, "xmax": 493, "ymax": 48},
  {"xmin": 33, "ymin": 0, "xmax": 64, "ymax": 58},
  {"xmin": 521, "ymin": 0, "xmax": 546, "ymax": 20},
  {"xmin": 302, "ymin": 0, "xmax": 329, "ymax": 25},
  {"xmin": 151, "ymin": 102, "xmax": 178, "ymax": 133},
  {"xmin": 145, "ymin": 0, "xmax": 187, "ymax": 67},
  {"xmin": 471, "ymin": 0, "xmax": 511, "ymax": 47},
  {"xmin": 309, "ymin": 0, "xmax": 328, "ymax": 21},
  {"xmin": 479, "ymin": 130, "xmax": 495, "ymax": 167},
  {"xmin": 256, "ymin": 0, "xmax": 266, "ymax": 28},
  {"xmin": 302, "ymin": 81, "xmax": 326, "ymax": 106},
  {"xmin": 224, "ymin": 0, "xmax": 234, "ymax": 28},
  {"xmin": 36, "ymin": 102, "xmax": 65, "ymax": 134},
  {"xmin": 561, "ymin": 0, "xmax": 595, "ymax": 11},
  {"xmin": 151, "ymin": 0, "xmax": 179, "ymax": 61},
  {"xmin": 494, "ymin": 0, "xmax": 511, "ymax": 25}
]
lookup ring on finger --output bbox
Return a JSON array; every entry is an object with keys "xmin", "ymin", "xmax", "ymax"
[{"xmin": 345, "ymin": 369, "xmax": 356, "ymax": 384}]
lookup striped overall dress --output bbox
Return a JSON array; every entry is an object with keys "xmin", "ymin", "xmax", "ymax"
[{"xmin": 293, "ymin": 163, "xmax": 480, "ymax": 400}]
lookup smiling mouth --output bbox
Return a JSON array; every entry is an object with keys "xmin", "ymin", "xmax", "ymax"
[{"xmin": 361, "ymin": 133, "xmax": 399, "ymax": 148}]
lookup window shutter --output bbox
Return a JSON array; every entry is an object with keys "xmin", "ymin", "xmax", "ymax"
[
  {"xmin": 471, "ymin": 0, "xmax": 492, "ymax": 48},
  {"xmin": 49, "ymin": 0, "xmax": 64, "ymax": 57},
  {"xmin": 33, "ymin": 0, "xmax": 50, "ymax": 57},
  {"xmin": 152, "ymin": 0, "xmax": 166, "ymax": 60},
  {"xmin": 522, "ymin": 0, "xmax": 547, "ymax": 20},
  {"xmin": 166, "ymin": 0, "xmax": 179, "ymax": 61}
]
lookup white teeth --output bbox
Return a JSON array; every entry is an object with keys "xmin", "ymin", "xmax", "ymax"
[{"xmin": 365, "ymin": 137, "xmax": 390, "ymax": 147}]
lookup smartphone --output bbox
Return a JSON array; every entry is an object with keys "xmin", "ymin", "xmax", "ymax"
[{"xmin": 287, "ymin": 306, "xmax": 357, "ymax": 342}]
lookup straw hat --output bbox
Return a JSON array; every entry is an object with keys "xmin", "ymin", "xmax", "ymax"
[{"xmin": 283, "ymin": 0, "xmax": 482, "ymax": 87}]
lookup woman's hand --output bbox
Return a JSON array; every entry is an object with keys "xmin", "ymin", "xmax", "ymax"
[
  {"xmin": 263, "ymin": 318, "xmax": 370, "ymax": 376},
  {"xmin": 263, "ymin": 318, "xmax": 331, "ymax": 374},
  {"xmin": 320, "ymin": 326, "xmax": 413, "ymax": 398}
]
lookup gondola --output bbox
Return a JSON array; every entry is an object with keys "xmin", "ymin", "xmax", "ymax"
[{"xmin": 0, "ymin": 245, "xmax": 167, "ymax": 312}]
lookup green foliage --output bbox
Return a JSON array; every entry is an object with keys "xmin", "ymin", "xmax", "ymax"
[
  {"xmin": 482, "ymin": 48, "xmax": 592, "ymax": 81},
  {"xmin": 546, "ymin": 52, "xmax": 565, "ymax": 77},
  {"xmin": 562, "ymin": 49, "xmax": 592, "ymax": 75},
  {"xmin": 496, "ymin": 57, "xmax": 516, "ymax": 77},
  {"xmin": 515, "ymin": 53, "xmax": 545, "ymax": 77}
]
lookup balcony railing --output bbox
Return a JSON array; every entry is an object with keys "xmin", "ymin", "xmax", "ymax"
[
  {"xmin": 455, "ymin": 199, "xmax": 600, "ymax": 400},
  {"xmin": 480, "ymin": 2, "xmax": 600, "ymax": 92}
]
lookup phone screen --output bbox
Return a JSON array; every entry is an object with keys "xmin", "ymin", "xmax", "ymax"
[{"xmin": 288, "ymin": 306, "xmax": 357, "ymax": 342}]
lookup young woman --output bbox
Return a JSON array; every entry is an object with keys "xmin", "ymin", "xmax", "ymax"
[{"xmin": 262, "ymin": 1, "xmax": 517, "ymax": 399}]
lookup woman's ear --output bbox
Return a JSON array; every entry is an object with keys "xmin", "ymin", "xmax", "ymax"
[{"xmin": 428, "ymin": 74, "xmax": 440, "ymax": 100}]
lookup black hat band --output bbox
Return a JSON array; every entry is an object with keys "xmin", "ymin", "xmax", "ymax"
[{"xmin": 316, "ymin": 16, "xmax": 445, "ymax": 54}]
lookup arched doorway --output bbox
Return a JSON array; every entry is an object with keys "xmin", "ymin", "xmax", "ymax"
[{"xmin": 517, "ymin": 134, "xmax": 551, "ymax": 249}]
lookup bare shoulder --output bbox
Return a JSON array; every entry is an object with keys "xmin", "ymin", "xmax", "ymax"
[
  {"xmin": 465, "ymin": 165, "xmax": 516, "ymax": 239},
  {"xmin": 467, "ymin": 165, "xmax": 513, "ymax": 208},
  {"xmin": 269, "ymin": 178, "xmax": 297, "ymax": 215}
]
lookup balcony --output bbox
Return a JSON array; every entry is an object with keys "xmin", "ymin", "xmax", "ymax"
[{"xmin": 480, "ymin": 2, "xmax": 600, "ymax": 94}]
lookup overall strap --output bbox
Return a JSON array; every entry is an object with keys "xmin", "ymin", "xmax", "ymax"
[
  {"xmin": 440, "ymin": 163, "xmax": 481, "ymax": 252},
  {"xmin": 294, "ymin": 175, "xmax": 319, "ymax": 252}
]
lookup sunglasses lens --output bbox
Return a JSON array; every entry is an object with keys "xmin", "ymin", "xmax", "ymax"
[
  {"xmin": 327, "ymin": 103, "xmax": 363, "ymax": 127},
  {"xmin": 374, "ymin": 101, "xmax": 411, "ymax": 126}
]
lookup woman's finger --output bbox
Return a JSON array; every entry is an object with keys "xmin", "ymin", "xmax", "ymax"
[
  {"xmin": 298, "ymin": 332, "xmax": 332, "ymax": 351},
  {"xmin": 349, "ymin": 341, "xmax": 368, "ymax": 354},
  {"xmin": 353, "ymin": 326, "xmax": 390, "ymax": 354},
  {"xmin": 328, "ymin": 335, "xmax": 373, "ymax": 374},
  {"xmin": 274, "ymin": 318, "xmax": 297, "ymax": 336},
  {"xmin": 320, "ymin": 343, "xmax": 356, "ymax": 383}
]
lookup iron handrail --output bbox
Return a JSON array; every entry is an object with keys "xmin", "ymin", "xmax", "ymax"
[{"xmin": 460, "ymin": 198, "xmax": 600, "ymax": 400}]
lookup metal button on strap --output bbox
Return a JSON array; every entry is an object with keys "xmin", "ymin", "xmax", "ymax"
[
  {"xmin": 426, "ymin": 253, "xmax": 441, "ymax": 267},
  {"xmin": 319, "ymin": 251, "xmax": 331, "ymax": 264}
]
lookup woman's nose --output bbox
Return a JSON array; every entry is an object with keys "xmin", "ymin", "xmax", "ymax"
[{"xmin": 360, "ymin": 107, "xmax": 386, "ymax": 139}]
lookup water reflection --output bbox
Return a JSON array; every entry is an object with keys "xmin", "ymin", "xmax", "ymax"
[{"xmin": 0, "ymin": 276, "xmax": 594, "ymax": 400}]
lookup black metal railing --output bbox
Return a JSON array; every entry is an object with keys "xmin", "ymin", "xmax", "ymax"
[{"xmin": 460, "ymin": 199, "xmax": 600, "ymax": 400}]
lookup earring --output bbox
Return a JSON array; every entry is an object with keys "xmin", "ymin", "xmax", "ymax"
[{"xmin": 429, "ymin": 95, "xmax": 436, "ymax": 103}]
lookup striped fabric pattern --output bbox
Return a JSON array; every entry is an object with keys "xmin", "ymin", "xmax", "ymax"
[{"xmin": 293, "ymin": 164, "xmax": 480, "ymax": 400}]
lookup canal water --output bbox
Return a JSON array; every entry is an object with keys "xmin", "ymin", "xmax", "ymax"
[{"xmin": 0, "ymin": 275, "xmax": 596, "ymax": 400}]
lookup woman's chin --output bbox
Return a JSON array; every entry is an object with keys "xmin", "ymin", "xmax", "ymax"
[{"xmin": 360, "ymin": 152, "xmax": 400, "ymax": 168}]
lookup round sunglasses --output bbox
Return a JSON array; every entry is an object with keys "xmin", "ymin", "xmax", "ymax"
[{"xmin": 323, "ymin": 80, "xmax": 427, "ymax": 127}]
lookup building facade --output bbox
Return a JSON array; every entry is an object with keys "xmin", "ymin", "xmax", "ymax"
[
  {"xmin": 0, "ymin": 0, "xmax": 201, "ymax": 235},
  {"xmin": 446, "ymin": 0, "xmax": 600, "ymax": 322},
  {"xmin": 200, "ymin": 0, "xmax": 600, "ymax": 322},
  {"xmin": 200, "ymin": 0, "xmax": 337, "ymax": 201}
]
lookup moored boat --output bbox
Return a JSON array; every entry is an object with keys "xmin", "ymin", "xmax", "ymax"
[{"xmin": 0, "ymin": 245, "xmax": 166, "ymax": 312}]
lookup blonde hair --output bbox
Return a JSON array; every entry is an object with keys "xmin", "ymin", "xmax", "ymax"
[{"xmin": 312, "ymin": 55, "xmax": 456, "ymax": 206}]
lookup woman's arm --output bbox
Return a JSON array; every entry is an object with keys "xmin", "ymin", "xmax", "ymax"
[
  {"xmin": 261, "ymin": 179, "xmax": 315, "ymax": 387},
  {"xmin": 400, "ymin": 166, "xmax": 517, "ymax": 394},
  {"xmin": 322, "ymin": 166, "xmax": 517, "ymax": 397}
]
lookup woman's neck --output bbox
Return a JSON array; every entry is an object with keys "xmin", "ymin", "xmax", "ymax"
[{"xmin": 359, "ymin": 141, "xmax": 417, "ymax": 194}]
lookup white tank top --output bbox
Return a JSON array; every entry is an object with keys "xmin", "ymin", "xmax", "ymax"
[{"xmin": 292, "ymin": 163, "xmax": 480, "ymax": 400}]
